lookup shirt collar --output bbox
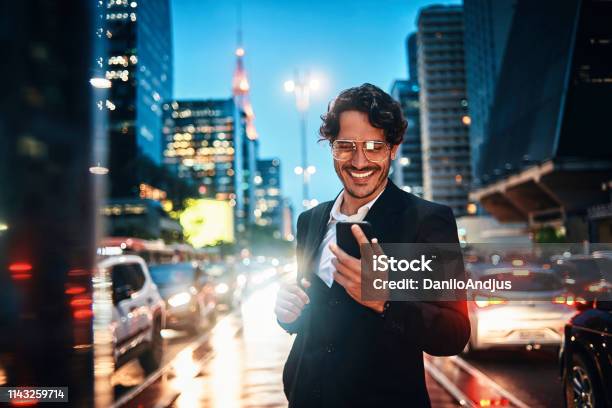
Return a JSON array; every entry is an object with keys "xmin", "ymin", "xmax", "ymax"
[{"xmin": 328, "ymin": 188, "xmax": 384, "ymax": 224}]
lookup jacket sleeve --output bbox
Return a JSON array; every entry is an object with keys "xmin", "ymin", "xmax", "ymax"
[
  {"xmin": 277, "ymin": 211, "xmax": 310, "ymax": 334},
  {"xmin": 382, "ymin": 205, "xmax": 471, "ymax": 356}
]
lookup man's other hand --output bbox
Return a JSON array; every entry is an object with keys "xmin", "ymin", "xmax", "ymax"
[{"xmin": 275, "ymin": 278, "xmax": 311, "ymax": 324}]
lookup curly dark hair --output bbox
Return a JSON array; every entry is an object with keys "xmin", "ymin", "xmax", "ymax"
[{"xmin": 319, "ymin": 83, "xmax": 407, "ymax": 146}]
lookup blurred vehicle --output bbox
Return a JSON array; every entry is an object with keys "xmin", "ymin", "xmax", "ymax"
[
  {"xmin": 245, "ymin": 256, "xmax": 279, "ymax": 286},
  {"xmin": 99, "ymin": 236, "xmax": 174, "ymax": 265},
  {"xmin": 560, "ymin": 298, "xmax": 612, "ymax": 408},
  {"xmin": 552, "ymin": 254, "xmax": 612, "ymax": 298},
  {"xmin": 206, "ymin": 261, "xmax": 246, "ymax": 310},
  {"xmin": 465, "ymin": 263, "xmax": 577, "ymax": 353},
  {"xmin": 149, "ymin": 262, "xmax": 216, "ymax": 333},
  {"xmin": 99, "ymin": 255, "xmax": 166, "ymax": 374}
]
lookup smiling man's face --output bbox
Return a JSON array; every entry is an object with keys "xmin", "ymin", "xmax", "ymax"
[{"xmin": 333, "ymin": 110, "xmax": 399, "ymax": 202}]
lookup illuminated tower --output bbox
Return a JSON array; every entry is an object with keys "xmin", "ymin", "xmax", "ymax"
[{"xmin": 231, "ymin": 10, "xmax": 259, "ymax": 234}]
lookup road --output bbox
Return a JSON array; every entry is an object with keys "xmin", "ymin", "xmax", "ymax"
[
  {"xmin": 111, "ymin": 272, "xmax": 566, "ymax": 407},
  {"xmin": 463, "ymin": 349, "xmax": 562, "ymax": 407}
]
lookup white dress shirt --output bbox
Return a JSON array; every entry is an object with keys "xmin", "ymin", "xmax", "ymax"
[{"xmin": 314, "ymin": 190, "xmax": 383, "ymax": 287}]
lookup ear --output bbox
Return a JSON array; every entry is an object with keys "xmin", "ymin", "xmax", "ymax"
[{"xmin": 390, "ymin": 144, "xmax": 400, "ymax": 160}]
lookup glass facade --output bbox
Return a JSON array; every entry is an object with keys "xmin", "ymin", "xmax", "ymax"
[
  {"xmin": 254, "ymin": 159, "xmax": 283, "ymax": 237},
  {"xmin": 162, "ymin": 100, "xmax": 238, "ymax": 201},
  {"xmin": 390, "ymin": 80, "xmax": 424, "ymax": 197},
  {"xmin": 417, "ymin": 5, "xmax": 472, "ymax": 216},
  {"xmin": 463, "ymin": 0, "xmax": 515, "ymax": 187},
  {"xmin": 105, "ymin": 0, "xmax": 172, "ymax": 197},
  {"xmin": 162, "ymin": 99, "xmax": 258, "ymax": 236}
]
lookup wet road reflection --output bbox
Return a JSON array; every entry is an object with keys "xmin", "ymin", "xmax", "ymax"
[
  {"xmin": 171, "ymin": 282, "xmax": 291, "ymax": 408},
  {"xmin": 118, "ymin": 275, "xmax": 545, "ymax": 408}
]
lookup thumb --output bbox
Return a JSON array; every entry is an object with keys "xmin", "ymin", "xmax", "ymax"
[{"xmin": 300, "ymin": 278, "xmax": 311, "ymax": 288}]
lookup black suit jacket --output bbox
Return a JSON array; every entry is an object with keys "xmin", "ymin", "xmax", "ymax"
[{"xmin": 280, "ymin": 180, "xmax": 470, "ymax": 408}]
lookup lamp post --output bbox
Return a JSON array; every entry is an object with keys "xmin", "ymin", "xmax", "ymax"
[{"xmin": 284, "ymin": 72, "xmax": 320, "ymax": 209}]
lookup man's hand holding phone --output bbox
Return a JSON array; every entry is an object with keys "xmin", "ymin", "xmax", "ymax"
[
  {"xmin": 331, "ymin": 224, "xmax": 386, "ymax": 313},
  {"xmin": 275, "ymin": 278, "xmax": 311, "ymax": 324}
]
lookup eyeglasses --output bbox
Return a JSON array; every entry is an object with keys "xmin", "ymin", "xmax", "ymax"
[{"xmin": 331, "ymin": 139, "xmax": 391, "ymax": 163}]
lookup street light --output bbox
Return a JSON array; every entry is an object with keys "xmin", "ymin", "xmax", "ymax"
[{"xmin": 284, "ymin": 71, "xmax": 320, "ymax": 209}]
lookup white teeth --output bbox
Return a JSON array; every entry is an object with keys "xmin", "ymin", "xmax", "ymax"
[{"xmin": 350, "ymin": 171, "xmax": 373, "ymax": 179}]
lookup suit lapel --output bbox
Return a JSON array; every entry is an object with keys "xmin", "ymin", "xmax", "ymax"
[{"xmin": 363, "ymin": 179, "xmax": 408, "ymax": 242}]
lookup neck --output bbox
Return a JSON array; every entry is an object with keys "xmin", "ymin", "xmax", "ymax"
[{"xmin": 340, "ymin": 179, "xmax": 388, "ymax": 215}]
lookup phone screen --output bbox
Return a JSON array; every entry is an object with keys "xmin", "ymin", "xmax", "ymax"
[{"xmin": 335, "ymin": 221, "xmax": 374, "ymax": 258}]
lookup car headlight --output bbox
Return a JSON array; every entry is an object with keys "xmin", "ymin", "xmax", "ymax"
[
  {"xmin": 215, "ymin": 283, "xmax": 229, "ymax": 294},
  {"xmin": 168, "ymin": 292, "xmax": 191, "ymax": 307}
]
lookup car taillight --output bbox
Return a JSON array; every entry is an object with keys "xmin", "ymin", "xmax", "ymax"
[
  {"xmin": 474, "ymin": 295, "xmax": 507, "ymax": 308},
  {"xmin": 585, "ymin": 280, "xmax": 609, "ymax": 293},
  {"xmin": 552, "ymin": 294, "xmax": 588, "ymax": 307},
  {"xmin": 8, "ymin": 262, "xmax": 33, "ymax": 280}
]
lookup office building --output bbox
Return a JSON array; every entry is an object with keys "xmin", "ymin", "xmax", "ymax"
[
  {"xmin": 390, "ymin": 80, "xmax": 423, "ymax": 197},
  {"xmin": 162, "ymin": 99, "xmax": 258, "ymax": 236},
  {"xmin": 463, "ymin": 0, "xmax": 516, "ymax": 186},
  {"xmin": 105, "ymin": 0, "xmax": 173, "ymax": 197},
  {"xmin": 162, "ymin": 99, "xmax": 238, "ymax": 201},
  {"xmin": 406, "ymin": 32, "xmax": 419, "ymax": 82},
  {"xmin": 417, "ymin": 5, "xmax": 472, "ymax": 216},
  {"xmin": 254, "ymin": 158, "xmax": 284, "ymax": 238},
  {"xmin": 391, "ymin": 31, "xmax": 423, "ymax": 196},
  {"xmin": 470, "ymin": 0, "xmax": 612, "ymax": 242}
]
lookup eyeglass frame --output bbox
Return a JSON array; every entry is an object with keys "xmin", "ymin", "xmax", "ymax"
[{"xmin": 330, "ymin": 139, "xmax": 393, "ymax": 163}]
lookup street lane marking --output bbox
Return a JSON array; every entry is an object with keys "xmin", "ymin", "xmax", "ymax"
[
  {"xmin": 450, "ymin": 356, "xmax": 531, "ymax": 408},
  {"xmin": 424, "ymin": 359, "xmax": 475, "ymax": 408},
  {"xmin": 111, "ymin": 323, "xmax": 216, "ymax": 408},
  {"xmin": 111, "ymin": 277, "xmax": 271, "ymax": 408}
]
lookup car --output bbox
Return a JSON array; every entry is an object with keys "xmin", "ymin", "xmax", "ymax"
[
  {"xmin": 98, "ymin": 255, "xmax": 166, "ymax": 374},
  {"xmin": 205, "ymin": 261, "xmax": 246, "ymax": 310},
  {"xmin": 464, "ymin": 263, "xmax": 577, "ymax": 353},
  {"xmin": 552, "ymin": 254, "xmax": 612, "ymax": 299},
  {"xmin": 560, "ymin": 297, "xmax": 612, "ymax": 408},
  {"xmin": 148, "ymin": 261, "xmax": 216, "ymax": 333}
]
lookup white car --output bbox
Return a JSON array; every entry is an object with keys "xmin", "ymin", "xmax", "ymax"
[
  {"xmin": 464, "ymin": 263, "xmax": 576, "ymax": 353},
  {"xmin": 98, "ymin": 255, "xmax": 166, "ymax": 373}
]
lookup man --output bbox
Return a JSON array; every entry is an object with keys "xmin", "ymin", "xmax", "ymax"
[{"xmin": 275, "ymin": 83, "xmax": 470, "ymax": 407}]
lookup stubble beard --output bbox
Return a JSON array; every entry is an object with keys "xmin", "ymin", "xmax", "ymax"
[{"xmin": 334, "ymin": 161, "xmax": 390, "ymax": 200}]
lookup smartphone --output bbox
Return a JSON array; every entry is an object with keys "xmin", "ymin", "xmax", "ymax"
[{"xmin": 336, "ymin": 221, "xmax": 375, "ymax": 259}]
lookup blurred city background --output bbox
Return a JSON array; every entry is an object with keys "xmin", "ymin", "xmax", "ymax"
[{"xmin": 1, "ymin": 0, "xmax": 611, "ymax": 407}]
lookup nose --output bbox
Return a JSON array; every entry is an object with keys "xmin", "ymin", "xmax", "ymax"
[{"xmin": 351, "ymin": 143, "xmax": 369, "ymax": 169}]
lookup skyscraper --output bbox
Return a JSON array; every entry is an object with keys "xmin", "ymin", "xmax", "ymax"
[
  {"xmin": 406, "ymin": 32, "xmax": 419, "ymax": 82},
  {"xmin": 417, "ymin": 5, "xmax": 472, "ymax": 217},
  {"xmin": 162, "ymin": 99, "xmax": 239, "ymax": 202},
  {"xmin": 105, "ymin": 0, "xmax": 173, "ymax": 197},
  {"xmin": 254, "ymin": 158, "xmax": 284, "ymax": 238},
  {"xmin": 391, "ymin": 30, "xmax": 423, "ymax": 197},
  {"xmin": 463, "ymin": 0, "xmax": 516, "ymax": 186},
  {"xmin": 470, "ymin": 0, "xmax": 612, "ymax": 241},
  {"xmin": 390, "ymin": 80, "xmax": 423, "ymax": 197}
]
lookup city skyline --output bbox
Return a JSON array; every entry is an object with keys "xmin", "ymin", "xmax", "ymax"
[{"xmin": 171, "ymin": 0, "xmax": 460, "ymax": 210}]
